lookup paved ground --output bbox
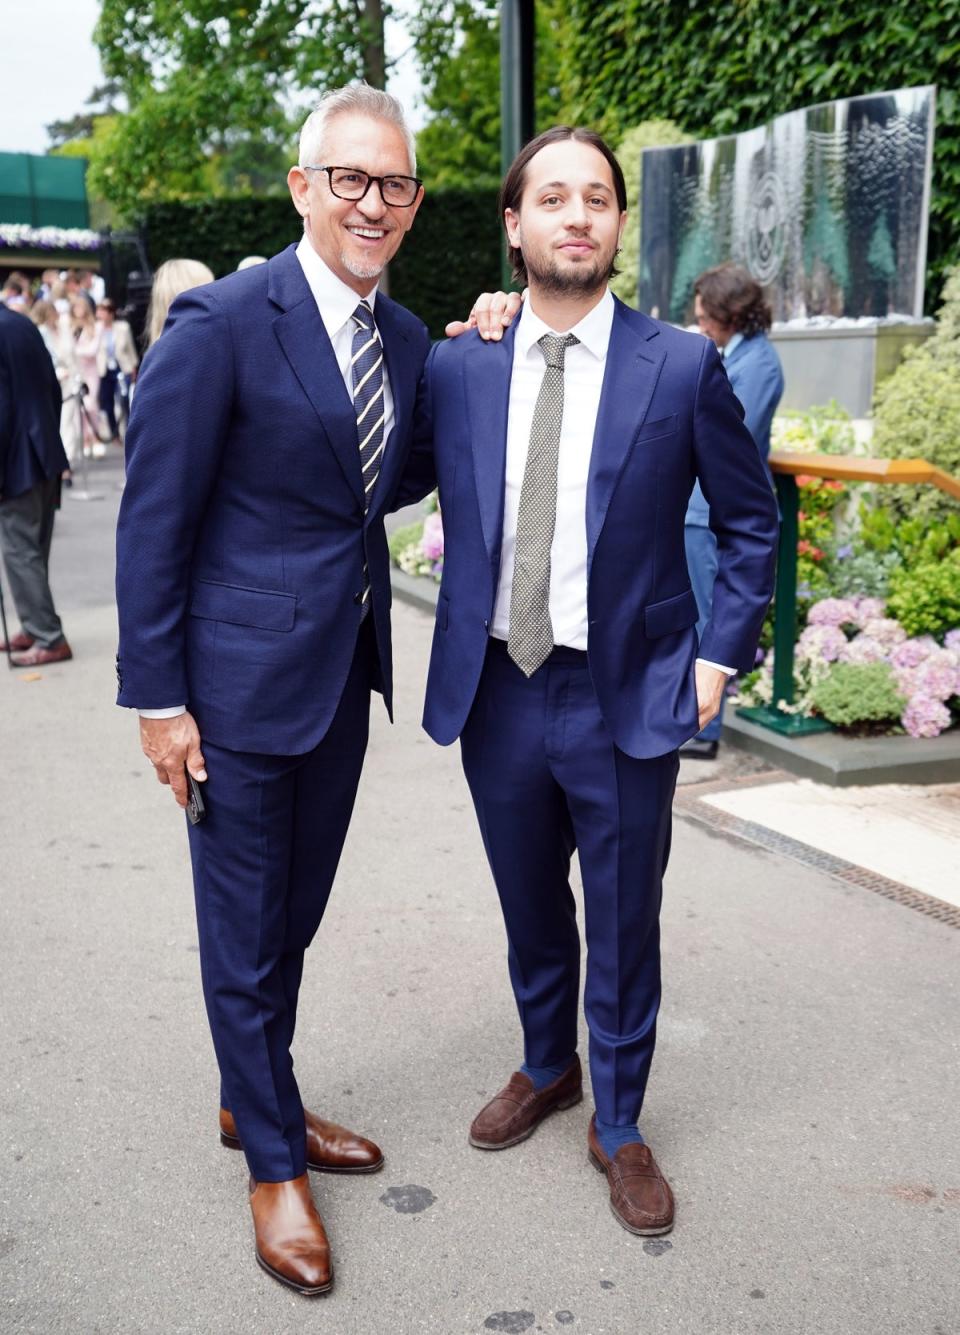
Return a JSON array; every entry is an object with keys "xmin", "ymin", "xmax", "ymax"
[{"xmin": 2, "ymin": 455, "xmax": 959, "ymax": 1335}]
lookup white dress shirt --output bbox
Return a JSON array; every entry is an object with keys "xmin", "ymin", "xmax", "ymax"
[
  {"xmin": 490, "ymin": 290, "xmax": 613, "ymax": 649},
  {"xmin": 140, "ymin": 238, "xmax": 389, "ymax": 718},
  {"xmin": 490, "ymin": 288, "xmax": 734, "ymax": 675}
]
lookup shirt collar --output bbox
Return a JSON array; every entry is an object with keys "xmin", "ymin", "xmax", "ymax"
[
  {"xmin": 721, "ymin": 331, "xmax": 744, "ymax": 359},
  {"xmin": 516, "ymin": 287, "xmax": 615, "ymax": 363},
  {"xmin": 295, "ymin": 233, "xmax": 379, "ymax": 341}
]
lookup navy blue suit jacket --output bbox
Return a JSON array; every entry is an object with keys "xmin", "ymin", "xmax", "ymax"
[
  {"xmin": 418, "ymin": 298, "xmax": 779, "ymax": 759},
  {"xmin": 115, "ymin": 244, "xmax": 431, "ymax": 755},
  {"xmin": 686, "ymin": 330, "xmax": 783, "ymax": 528},
  {"xmin": 0, "ymin": 306, "xmax": 67, "ymax": 501}
]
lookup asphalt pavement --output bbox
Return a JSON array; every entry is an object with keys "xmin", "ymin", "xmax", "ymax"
[{"xmin": 2, "ymin": 452, "xmax": 958, "ymax": 1335}]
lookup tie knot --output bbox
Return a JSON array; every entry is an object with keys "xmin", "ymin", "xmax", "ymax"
[
  {"xmin": 352, "ymin": 300, "xmax": 374, "ymax": 332},
  {"xmin": 538, "ymin": 332, "xmax": 579, "ymax": 369}
]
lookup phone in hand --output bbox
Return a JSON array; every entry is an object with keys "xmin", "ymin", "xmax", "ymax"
[{"xmin": 186, "ymin": 769, "xmax": 207, "ymax": 825}]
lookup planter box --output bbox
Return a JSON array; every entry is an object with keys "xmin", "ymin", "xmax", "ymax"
[
  {"xmin": 769, "ymin": 322, "xmax": 933, "ymax": 418},
  {"xmin": 723, "ymin": 709, "xmax": 960, "ymax": 786}
]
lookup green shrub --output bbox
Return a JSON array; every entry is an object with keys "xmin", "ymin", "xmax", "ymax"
[
  {"xmin": 611, "ymin": 120, "xmax": 691, "ymax": 308},
  {"xmin": 886, "ymin": 550, "xmax": 960, "ymax": 638},
  {"xmin": 810, "ymin": 663, "xmax": 905, "ymax": 727},
  {"xmin": 827, "ymin": 548, "xmax": 902, "ymax": 599},
  {"xmin": 388, "ymin": 522, "xmax": 423, "ymax": 565},
  {"xmin": 774, "ymin": 401, "xmax": 857, "ymax": 456},
  {"xmin": 872, "ymin": 267, "xmax": 960, "ymax": 523}
]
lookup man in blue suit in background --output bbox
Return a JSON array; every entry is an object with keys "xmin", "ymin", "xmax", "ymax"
[
  {"xmin": 683, "ymin": 262, "xmax": 784, "ymax": 758},
  {"xmin": 116, "ymin": 85, "xmax": 437, "ymax": 1296},
  {"xmin": 416, "ymin": 128, "xmax": 779, "ymax": 1236}
]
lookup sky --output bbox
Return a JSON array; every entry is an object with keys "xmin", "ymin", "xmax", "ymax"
[{"xmin": 0, "ymin": 0, "xmax": 425, "ymax": 158}]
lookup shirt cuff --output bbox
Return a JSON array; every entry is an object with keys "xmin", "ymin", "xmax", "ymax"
[
  {"xmin": 138, "ymin": 706, "xmax": 187, "ymax": 718},
  {"xmin": 696, "ymin": 657, "xmax": 736, "ymax": 676}
]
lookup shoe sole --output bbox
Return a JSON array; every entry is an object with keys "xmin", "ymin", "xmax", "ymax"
[
  {"xmin": 221, "ymin": 1131, "xmax": 383, "ymax": 1174},
  {"xmin": 255, "ymin": 1250, "xmax": 333, "ymax": 1296},
  {"xmin": 587, "ymin": 1149, "xmax": 674, "ymax": 1236},
  {"xmin": 469, "ymin": 1089, "xmax": 583, "ymax": 1150}
]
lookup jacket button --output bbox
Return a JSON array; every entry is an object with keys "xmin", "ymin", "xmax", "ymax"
[{"xmin": 483, "ymin": 620, "xmax": 489, "ymax": 629}]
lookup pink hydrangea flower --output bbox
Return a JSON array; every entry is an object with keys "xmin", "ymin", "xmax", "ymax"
[
  {"xmin": 838, "ymin": 635, "xmax": 885, "ymax": 665},
  {"xmin": 945, "ymin": 629, "xmax": 960, "ymax": 653},
  {"xmin": 890, "ymin": 636, "xmax": 939, "ymax": 670},
  {"xmin": 902, "ymin": 694, "xmax": 952, "ymax": 739},
  {"xmin": 420, "ymin": 511, "xmax": 444, "ymax": 561},
  {"xmin": 860, "ymin": 617, "xmax": 907, "ymax": 648},
  {"xmin": 912, "ymin": 649, "xmax": 960, "ymax": 701},
  {"xmin": 807, "ymin": 598, "xmax": 859, "ymax": 628},
  {"xmin": 852, "ymin": 597, "xmax": 886, "ymax": 626},
  {"xmin": 797, "ymin": 624, "xmax": 848, "ymax": 663}
]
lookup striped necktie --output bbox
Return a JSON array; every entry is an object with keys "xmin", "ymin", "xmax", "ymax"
[{"xmin": 350, "ymin": 299, "xmax": 385, "ymax": 617}]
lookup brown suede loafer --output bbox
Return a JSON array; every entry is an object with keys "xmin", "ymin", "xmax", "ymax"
[
  {"xmin": 221, "ymin": 1107, "xmax": 383, "ymax": 1174},
  {"xmin": 587, "ymin": 1114, "xmax": 674, "ymax": 1235},
  {"xmin": 469, "ymin": 1056, "xmax": 582, "ymax": 1149},
  {"xmin": 10, "ymin": 639, "xmax": 72, "ymax": 667},
  {"xmin": 249, "ymin": 1173, "xmax": 332, "ymax": 1296}
]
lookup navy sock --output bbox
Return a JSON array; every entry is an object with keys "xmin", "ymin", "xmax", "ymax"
[
  {"xmin": 520, "ymin": 1058, "xmax": 575, "ymax": 1090},
  {"xmin": 595, "ymin": 1118, "xmax": 645, "ymax": 1157}
]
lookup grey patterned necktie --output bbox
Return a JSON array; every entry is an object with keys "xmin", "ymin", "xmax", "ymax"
[
  {"xmin": 508, "ymin": 332, "xmax": 579, "ymax": 677},
  {"xmin": 350, "ymin": 300, "xmax": 385, "ymax": 616}
]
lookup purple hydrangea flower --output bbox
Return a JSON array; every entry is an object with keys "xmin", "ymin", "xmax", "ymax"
[
  {"xmin": 890, "ymin": 636, "xmax": 939, "ymax": 670},
  {"xmin": 797, "ymin": 624, "xmax": 848, "ymax": 663},
  {"xmin": 902, "ymin": 694, "xmax": 952, "ymax": 739},
  {"xmin": 420, "ymin": 511, "xmax": 444, "ymax": 561},
  {"xmin": 912, "ymin": 649, "xmax": 960, "ymax": 701},
  {"xmin": 836, "ymin": 544, "xmax": 854, "ymax": 560},
  {"xmin": 945, "ymin": 629, "xmax": 960, "ymax": 653},
  {"xmin": 807, "ymin": 597, "xmax": 859, "ymax": 628}
]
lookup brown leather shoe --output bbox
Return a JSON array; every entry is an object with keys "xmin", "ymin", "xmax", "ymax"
[
  {"xmin": 10, "ymin": 639, "xmax": 72, "ymax": 667},
  {"xmin": 469, "ymin": 1057, "xmax": 582, "ymax": 1149},
  {"xmin": 587, "ymin": 1114, "xmax": 674, "ymax": 1235},
  {"xmin": 249, "ymin": 1173, "xmax": 332, "ymax": 1296},
  {"xmin": 220, "ymin": 1107, "xmax": 383, "ymax": 1174},
  {"xmin": 0, "ymin": 631, "xmax": 33, "ymax": 652}
]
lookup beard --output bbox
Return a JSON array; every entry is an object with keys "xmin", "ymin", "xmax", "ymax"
[
  {"xmin": 521, "ymin": 237, "xmax": 617, "ymax": 296},
  {"xmin": 339, "ymin": 250, "xmax": 386, "ymax": 281}
]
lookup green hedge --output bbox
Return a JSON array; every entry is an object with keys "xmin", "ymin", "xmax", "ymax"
[
  {"xmin": 140, "ymin": 187, "xmax": 501, "ymax": 339},
  {"xmin": 558, "ymin": 0, "xmax": 960, "ymax": 309}
]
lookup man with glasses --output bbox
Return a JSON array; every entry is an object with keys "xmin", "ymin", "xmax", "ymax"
[{"xmin": 115, "ymin": 83, "xmax": 515, "ymax": 1296}]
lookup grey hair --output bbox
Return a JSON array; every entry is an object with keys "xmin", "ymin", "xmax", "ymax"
[{"xmin": 298, "ymin": 83, "xmax": 416, "ymax": 174}]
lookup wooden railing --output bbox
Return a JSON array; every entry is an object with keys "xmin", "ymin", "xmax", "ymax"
[{"xmin": 739, "ymin": 451, "xmax": 960, "ymax": 737}]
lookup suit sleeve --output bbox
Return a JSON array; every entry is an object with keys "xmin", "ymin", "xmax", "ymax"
[
  {"xmin": 692, "ymin": 340, "xmax": 779, "ymax": 674},
  {"xmin": 390, "ymin": 339, "xmax": 439, "ymax": 511},
  {"xmin": 114, "ymin": 287, "xmax": 233, "ymax": 709}
]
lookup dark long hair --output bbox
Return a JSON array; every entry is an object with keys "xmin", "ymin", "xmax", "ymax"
[
  {"xmin": 694, "ymin": 263, "xmax": 772, "ymax": 335},
  {"xmin": 497, "ymin": 126, "xmax": 628, "ymax": 287}
]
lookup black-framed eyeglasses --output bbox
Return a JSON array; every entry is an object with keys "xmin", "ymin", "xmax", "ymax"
[{"xmin": 303, "ymin": 165, "xmax": 422, "ymax": 207}]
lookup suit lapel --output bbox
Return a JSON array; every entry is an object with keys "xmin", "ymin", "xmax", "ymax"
[
  {"xmin": 465, "ymin": 323, "xmax": 516, "ymax": 565},
  {"xmin": 269, "ymin": 247, "xmax": 364, "ymax": 506},
  {"xmin": 586, "ymin": 301, "xmax": 665, "ymax": 562}
]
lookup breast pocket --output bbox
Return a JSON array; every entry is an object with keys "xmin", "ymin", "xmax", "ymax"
[{"xmin": 637, "ymin": 413, "xmax": 678, "ymax": 444}]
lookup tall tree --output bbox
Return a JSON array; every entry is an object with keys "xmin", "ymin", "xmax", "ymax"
[
  {"xmin": 90, "ymin": 0, "xmax": 393, "ymax": 218},
  {"xmin": 410, "ymin": 0, "xmax": 568, "ymax": 187}
]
